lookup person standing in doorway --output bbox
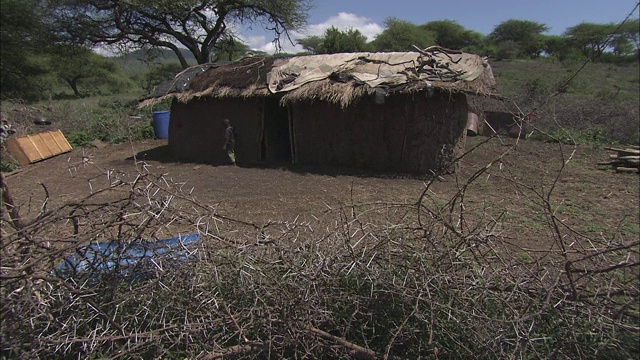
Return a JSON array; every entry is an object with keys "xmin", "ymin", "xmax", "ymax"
[{"xmin": 222, "ymin": 118, "xmax": 237, "ymax": 165}]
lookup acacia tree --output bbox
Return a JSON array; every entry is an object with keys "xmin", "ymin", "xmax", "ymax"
[
  {"xmin": 296, "ymin": 27, "xmax": 369, "ymax": 54},
  {"xmin": 48, "ymin": 45, "xmax": 133, "ymax": 97},
  {"xmin": 1, "ymin": 0, "xmax": 51, "ymax": 100},
  {"xmin": 370, "ymin": 18, "xmax": 435, "ymax": 52},
  {"xmin": 564, "ymin": 22, "xmax": 617, "ymax": 58},
  {"xmin": 322, "ymin": 27, "xmax": 369, "ymax": 53},
  {"xmin": 618, "ymin": 18, "xmax": 639, "ymax": 54},
  {"xmin": 46, "ymin": 0, "xmax": 312, "ymax": 68},
  {"xmin": 210, "ymin": 36, "xmax": 252, "ymax": 61},
  {"xmin": 420, "ymin": 20, "xmax": 483, "ymax": 50},
  {"xmin": 296, "ymin": 35, "xmax": 323, "ymax": 54},
  {"xmin": 540, "ymin": 34, "xmax": 581, "ymax": 61},
  {"xmin": 489, "ymin": 19, "xmax": 549, "ymax": 58},
  {"xmin": 611, "ymin": 34, "xmax": 634, "ymax": 56}
]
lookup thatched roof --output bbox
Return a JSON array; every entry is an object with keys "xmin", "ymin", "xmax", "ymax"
[{"xmin": 139, "ymin": 47, "xmax": 498, "ymax": 109}]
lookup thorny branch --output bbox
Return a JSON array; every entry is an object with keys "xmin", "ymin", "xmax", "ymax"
[{"xmin": 1, "ymin": 122, "xmax": 638, "ymax": 359}]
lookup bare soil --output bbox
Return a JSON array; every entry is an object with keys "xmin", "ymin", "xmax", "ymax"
[{"xmin": 3, "ymin": 136, "xmax": 639, "ymax": 249}]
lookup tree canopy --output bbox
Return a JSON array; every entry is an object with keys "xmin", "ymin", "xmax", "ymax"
[
  {"xmin": 296, "ymin": 35, "xmax": 325, "ymax": 54},
  {"xmin": 1, "ymin": 0, "xmax": 52, "ymax": 100},
  {"xmin": 564, "ymin": 20, "xmax": 639, "ymax": 58},
  {"xmin": 47, "ymin": 45, "xmax": 132, "ymax": 97},
  {"xmin": 420, "ymin": 20, "xmax": 483, "ymax": 50},
  {"xmin": 489, "ymin": 19, "xmax": 549, "ymax": 58},
  {"xmin": 564, "ymin": 22, "xmax": 617, "ymax": 58},
  {"xmin": 370, "ymin": 18, "xmax": 435, "ymax": 52},
  {"xmin": 298, "ymin": 18, "xmax": 435, "ymax": 54},
  {"xmin": 618, "ymin": 18, "xmax": 639, "ymax": 53},
  {"xmin": 321, "ymin": 27, "xmax": 370, "ymax": 53},
  {"xmin": 297, "ymin": 26, "xmax": 369, "ymax": 54},
  {"xmin": 210, "ymin": 36, "xmax": 253, "ymax": 62},
  {"xmin": 46, "ymin": 0, "xmax": 312, "ymax": 68}
]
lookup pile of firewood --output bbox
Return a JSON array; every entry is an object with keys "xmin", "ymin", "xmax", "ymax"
[{"xmin": 599, "ymin": 146, "xmax": 640, "ymax": 173}]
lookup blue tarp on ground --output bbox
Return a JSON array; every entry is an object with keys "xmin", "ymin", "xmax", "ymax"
[{"xmin": 56, "ymin": 233, "xmax": 201, "ymax": 281}]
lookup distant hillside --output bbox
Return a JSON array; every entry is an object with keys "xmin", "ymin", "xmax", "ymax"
[
  {"xmin": 121, "ymin": 48, "xmax": 197, "ymax": 63},
  {"xmin": 474, "ymin": 59, "xmax": 639, "ymax": 145},
  {"xmin": 113, "ymin": 48, "xmax": 197, "ymax": 79}
]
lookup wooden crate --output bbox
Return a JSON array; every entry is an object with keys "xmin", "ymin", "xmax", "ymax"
[{"xmin": 4, "ymin": 130, "xmax": 73, "ymax": 165}]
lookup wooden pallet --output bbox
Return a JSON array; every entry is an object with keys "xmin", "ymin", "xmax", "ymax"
[{"xmin": 4, "ymin": 130, "xmax": 73, "ymax": 165}]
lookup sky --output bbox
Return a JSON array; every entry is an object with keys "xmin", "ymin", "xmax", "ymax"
[{"xmin": 238, "ymin": 0, "xmax": 640, "ymax": 54}]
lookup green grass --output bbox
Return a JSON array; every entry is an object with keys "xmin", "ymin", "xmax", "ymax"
[
  {"xmin": 583, "ymin": 223, "xmax": 605, "ymax": 234},
  {"xmin": 528, "ymin": 127, "xmax": 621, "ymax": 146},
  {"xmin": 492, "ymin": 59, "xmax": 639, "ymax": 100},
  {"xmin": 0, "ymin": 159, "xmax": 20, "ymax": 172},
  {"xmin": 490, "ymin": 59, "xmax": 640, "ymax": 146},
  {"xmin": 620, "ymin": 220, "xmax": 640, "ymax": 235}
]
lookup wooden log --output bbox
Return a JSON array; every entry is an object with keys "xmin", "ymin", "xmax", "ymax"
[
  {"xmin": 615, "ymin": 167, "xmax": 639, "ymax": 173},
  {"xmin": 616, "ymin": 155, "xmax": 640, "ymax": 161},
  {"xmin": 598, "ymin": 161, "xmax": 626, "ymax": 166},
  {"xmin": 604, "ymin": 147, "xmax": 640, "ymax": 155}
]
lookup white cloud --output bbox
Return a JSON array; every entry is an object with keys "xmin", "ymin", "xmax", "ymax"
[
  {"xmin": 242, "ymin": 12, "xmax": 384, "ymax": 54},
  {"xmin": 239, "ymin": 33, "xmax": 294, "ymax": 54},
  {"xmin": 243, "ymin": 34, "xmax": 269, "ymax": 49},
  {"xmin": 301, "ymin": 12, "xmax": 383, "ymax": 40}
]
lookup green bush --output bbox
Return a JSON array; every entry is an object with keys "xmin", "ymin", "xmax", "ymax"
[
  {"xmin": 0, "ymin": 159, "xmax": 20, "ymax": 172},
  {"xmin": 66, "ymin": 129, "xmax": 96, "ymax": 147},
  {"xmin": 27, "ymin": 94, "xmax": 159, "ymax": 147},
  {"xmin": 529, "ymin": 127, "xmax": 618, "ymax": 146},
  {"xmin": 66, "ymin": 117, "xmax": 156, "ymax": 148},
  {"xmin": 109, "ymin": 123, "xmax": 155, "ymax": 144}
]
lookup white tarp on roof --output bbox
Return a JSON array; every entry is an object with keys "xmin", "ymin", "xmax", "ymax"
[{"xmin": 267, "ymin": 48, "xmax": 488, "ymax": 94}]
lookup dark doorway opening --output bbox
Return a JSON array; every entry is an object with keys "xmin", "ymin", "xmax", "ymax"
[{"xmin": 263, "ymin": 98, "xmax": 292, "ymax": 163}]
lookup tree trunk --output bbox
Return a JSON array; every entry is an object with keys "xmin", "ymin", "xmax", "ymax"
[
  {"xmin": 65, "ymin": 78, "xmax": 81, "ymax": 97},
  {"xmin": 197, "ymin": 48, "xmax": 211, "ymax": 65},
  {"xmin": 172, "ymin": 49, "xmax": 190, "ymax": 68}
]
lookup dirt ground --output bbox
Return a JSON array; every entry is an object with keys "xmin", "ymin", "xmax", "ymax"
[{"xmin": 2, "ymin": 136, "xmax": 639, "ymax": 250}]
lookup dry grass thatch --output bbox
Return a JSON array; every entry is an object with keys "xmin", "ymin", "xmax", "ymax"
[
  {"xmin": 188, "ymin": 57, "xmax": 274, "ymax": 94},
  {"xmin": 280, "ymin": 80, "xmax": 374, "ymax": 108},
  {"xmin": 139, "ymin": 51, "xmax": 498, "ymax": 109}
]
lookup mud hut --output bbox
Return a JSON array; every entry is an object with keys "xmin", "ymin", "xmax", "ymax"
[{"xmin": 140, "ymin": 47, "xmax": 498, "ymax": 173}]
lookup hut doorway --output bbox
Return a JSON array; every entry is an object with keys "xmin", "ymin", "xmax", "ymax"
[{"xmin": 262, "ymin": 98, "xmax": 292, "ymax": 163}]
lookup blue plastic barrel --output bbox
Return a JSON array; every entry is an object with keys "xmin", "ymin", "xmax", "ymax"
[{"xmin": 152, "ymin": 111, "xmax": 170, "ymax": 139}]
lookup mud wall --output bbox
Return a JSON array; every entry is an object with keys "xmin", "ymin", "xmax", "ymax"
[
  {"xmin": 169, "ymin": 98, "xmax": 263, "ymax": 165},
  {"xmin": 169, "ymin": 90, "xmax": 469, "ymax": 172},
  {"xmin": 291, "ymin": 90, "xmax": 468, "ymax": 173}
]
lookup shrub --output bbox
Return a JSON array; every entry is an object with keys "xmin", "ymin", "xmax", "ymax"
[
  {"xmin": 66, "ymin": 129, "xmax": 96, "ymax": 147},
  {"xmin": 7, "ymin": 94, "xmax": 159, "ymax": 147},
  {"xmin": 0, "ymin": 158, "xmax": 19, "ymax": 172}
]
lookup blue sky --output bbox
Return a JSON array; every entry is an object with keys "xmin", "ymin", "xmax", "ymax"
[{"xmin": 239, "ymin": 0, "xmax": 639, "ymax": 53}]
